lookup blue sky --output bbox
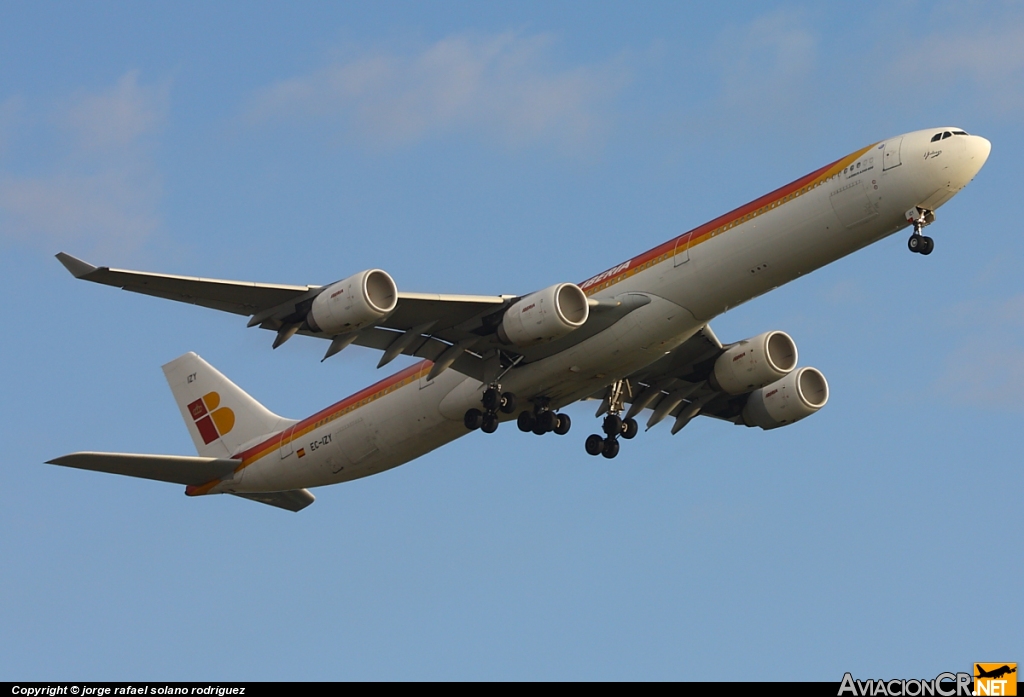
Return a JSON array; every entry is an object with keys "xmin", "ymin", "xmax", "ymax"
[{"xmin": 1, "ymin": 1, "xmax": 1021, "ymax": 681}]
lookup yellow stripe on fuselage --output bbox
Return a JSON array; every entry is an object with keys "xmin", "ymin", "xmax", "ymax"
[{"xmin": 578, "ymin": 144, "xmax": 876, "ymax": 295}]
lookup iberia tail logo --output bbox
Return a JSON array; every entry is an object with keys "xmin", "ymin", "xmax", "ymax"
[{"xmin": 188, "ymin": 392, "xmax": 235, "ymax": 445}]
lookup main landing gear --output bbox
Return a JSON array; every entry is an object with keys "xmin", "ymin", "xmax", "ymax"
[
  {"xmin": 464, "ymin": 385, "xmax": 517, "ymax": 434},
  {"xmin": 906, "ymin": 207, "xmax": 935, "ymax": 256},
  {"xmin": 585, "ymin": 380, "xmax": 638, "ymax": 459},
  {"xmin": 516, "ymin": 403, "xmax": 571, "ymax": 436},
  {"xmin": 465, "ymin": 388, "xmax": 572, "ymax": 437}
]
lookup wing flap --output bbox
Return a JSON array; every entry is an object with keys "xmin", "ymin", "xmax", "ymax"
[
  {"xmin": 385, "ymin": 292, "xmax": 507, "ymax": 333},
  {"xmin": 46, "ymin": 452, "xmax": 240, "ymax": 486},
  {"xmin": 616, "ymin": 325, "xmax": 741, "ymax": 428}
]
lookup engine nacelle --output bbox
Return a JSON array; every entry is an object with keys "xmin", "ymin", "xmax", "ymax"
[
  {"xmin": 742, "ymin": 367, "xmax": 829, "ymax": 430},
  {"xmin": 307, "ymin": 269, "xmax": 398, "ymax": 335},
  {"xmin": 498, "ymin": 283, "xmax": 589, "ymax": 348},
  {"xmin": 710, "ymin": 330, "xmax": 798, "ymax": 395}
]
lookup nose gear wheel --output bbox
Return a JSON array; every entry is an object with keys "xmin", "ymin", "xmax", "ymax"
[
  {"xmin": 908, "ymin": 235, "xmax": 934, "ymax": 255},
  {"xmin": 906, "ymin": 207, "xmax": 936, "ymax": 255}
]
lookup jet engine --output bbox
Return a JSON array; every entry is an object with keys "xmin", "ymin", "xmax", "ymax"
[
  {"xmin": 741, "ymin": 367, "xmax": 829, "ymax": 430},
  {"xmin": 710, "ymin": 330, "xmax": 798, "ymax": 395},
  {"xmin": 306, "ymin": 269, "xmax": 398, "ymax": 335},
  {"xmin": 498, "ymin": 283, "xmax": 590, "ymax": 348}
]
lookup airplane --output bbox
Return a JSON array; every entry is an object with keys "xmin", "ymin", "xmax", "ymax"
[
  {"xmin": 976, "ymin": 665, "xmax": 1016, "ymax": 680},
  {"xmin": 47, "ymin": 127, "xmax": 991, "ymax": 512}
]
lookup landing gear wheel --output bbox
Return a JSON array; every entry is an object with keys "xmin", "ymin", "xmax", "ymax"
[
  {"xmin": 601, "ymin": 437, "xmax": 620, "ymax": 459},
  {"xmin": 481, "ymin": 413, "xmax": 499, "ymax": 434},
  {"xmin": 585, "ymin": 434, "xmax": 604, "ymax": 456},
  {"xmin": 603, "ymin": 414, "xmax": 623, "ymax": 437},
  {"xmin": 464, "ymin": 408, "xmax": 483, "ymax": 431},
  {"xmin": 482, "ymin": 388, "xmax": 500, "ymax": 412},
  {"xmin": 621, "ymin": 417, "xmax": 638, "ymax": 440},
  {"xmin": 908, "ymin": 235, "xmax": 922, "ymax": 253},
  {"xmin": 554, "ymin": 413, "xmax": 571, "ymax": 435},
  {"xmin": 499, "ymin": 392, "xmax": 517, "ymax": 414},
  {"xmin": 537, "ymin": 410, "xmax": 558, "ymax": 433},
  {"xmin": 517, "ymin": 411, "xmax": 536, "ymax": 432},
  {"xmin": 919, "ymin": 236, "xmax": 934, "ymax": 255}
]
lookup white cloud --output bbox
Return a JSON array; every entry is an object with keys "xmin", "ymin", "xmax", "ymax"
[
  {"xmin": 890, "ymin": 22, "xmax": 1024, "ymax": 113},
  {"xmin": 0, "ymin": 169, "xmax": 160, "ymax": 252},
  {"xmin": 0, "ymin": 71, "xmax": 166, "ymax": 257},
  {"xmin": 711, "ymin": 11, "xmax": 817, "ymax": 116},
  {"xmin": 0, "ymin": 96, "xmax": 24, "ymax": 155},
  {"xmin": 64, "ymin": 70, "xmax": 168, "ymax": 150},
  {"xmin": 245, "ymin": 32, "xmax": 627, "ymax": 151},
  {"xmin": 823, "ymin": 279, "xmax": 864, "ymax": 305}
]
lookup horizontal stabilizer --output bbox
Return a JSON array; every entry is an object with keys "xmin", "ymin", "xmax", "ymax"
[
  {"xmin": 46, "ymin": 452, "xmax": 239, "ymax": 486},
  {"xmin": 233, "ymin": 489, "xmax": 315, "ymax": 512}
]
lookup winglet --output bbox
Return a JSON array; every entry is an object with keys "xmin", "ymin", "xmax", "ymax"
[{"xmin": 55, "ymin": 252, "xmax": 98, "ymax": 278}]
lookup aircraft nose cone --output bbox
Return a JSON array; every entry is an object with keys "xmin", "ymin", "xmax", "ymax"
[
  {"xmin": 954, "ymin": 134, "xmax": 991, "ymax": 188},
  {"xmin": 967, "ymin": 135, "xmax": 992, "ymax": 171}
]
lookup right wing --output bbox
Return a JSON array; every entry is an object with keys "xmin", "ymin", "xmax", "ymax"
[
  {"xmin": 57, "ymin": 253, "xmax": 511, "ymax": 380},
  {"xmin": 56, "ymin": 253, "xmax": 651, "ymax": 383},
  {"xmin": 56, "ymin": 251, "xmax": 651, "ymax": 380},
  {"xmin": 55, "ymin": 252, "xmax": 317, "ymax": 315}
]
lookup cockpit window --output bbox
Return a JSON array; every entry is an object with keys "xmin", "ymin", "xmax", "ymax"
[{"xmin": 932, "ymin": 130, "xmax": 969, "ymax": 142}]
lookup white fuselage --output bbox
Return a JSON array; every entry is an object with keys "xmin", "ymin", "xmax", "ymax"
[{"xmin": 204, "ymin": 128, "xmax": 990, "ymax": 496}]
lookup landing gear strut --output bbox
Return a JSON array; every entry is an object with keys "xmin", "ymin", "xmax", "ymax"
[
  {"xmin": 464, "ymin": 384, "xmax": 517, "ymax": 433},
  {"xmin": 906, "ymin": 207, "xmax": 935, "ymax": 256},
  {"xmin": 585, "ymin": 380, "xmax": 638, "ymax": 459}
]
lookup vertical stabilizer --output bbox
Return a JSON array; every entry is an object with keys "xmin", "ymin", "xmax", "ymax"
[{"xmin": 162, "ymin": 352, "xmax": 295, "ymax": 458}]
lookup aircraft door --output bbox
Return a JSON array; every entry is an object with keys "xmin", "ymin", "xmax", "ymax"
[
  {"xmin": 331, "ymin": 417, "xmax": 379, "ymax": 472},
  {"xmin": 882, "ymin": 137, "xmax": 902, "ymax": 171},
  {"xmin": 279, "ymin": 425, "xmax": 295, "ymax": 459},
  {"xmin": 673, "ymin": 233, "xmax": 691, "ymax": 266}
]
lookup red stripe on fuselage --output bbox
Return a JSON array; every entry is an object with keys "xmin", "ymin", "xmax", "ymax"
[
  {"xmin": 185, "ymin": 359, "xmax": 434, "ymax": 496},
  {"xmin": 578, "ymin": 144, "xmax": 875, "ymax": 294},
  {"xmin": 235, "ymin": 359, "xmax": 432, "ymax": 463},
  {"xmin": 187, "ymin": 144, "xmax": 877, "ymax": 497}
]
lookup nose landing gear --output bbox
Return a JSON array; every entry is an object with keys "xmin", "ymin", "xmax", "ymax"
[{"xmin": 906, "ymin": 207, "xmax": 935, "ymax": 255}]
